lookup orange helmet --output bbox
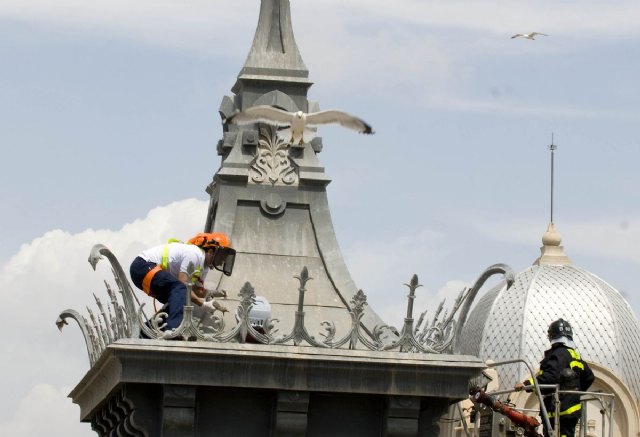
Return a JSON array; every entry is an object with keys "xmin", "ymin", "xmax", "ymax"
[
  {"xmin": 187, "ymin": 232, "xmax": 236, "ymax": 276},
  {"xmin": 187, "ymin": 232, "xmax": 232, "ymax": 249}
]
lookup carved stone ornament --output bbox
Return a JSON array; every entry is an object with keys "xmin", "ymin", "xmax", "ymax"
[{"xmin": 250, "ymin": 126, "xmax": 298, "ymax": 186}]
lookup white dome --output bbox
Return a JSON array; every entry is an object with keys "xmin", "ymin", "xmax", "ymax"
[{"xmin": 459, "ymin": 225, "xmax": 640, "ymax": 402}]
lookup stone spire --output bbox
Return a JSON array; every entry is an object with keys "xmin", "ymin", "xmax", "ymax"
[
  {"xmin": 231, "ymin": 0, "xmax": 313, "ymax": 106},
  {"xmin": 236, "ymin": 0, "xmax": 310, "ymax": 84},
  {"xmin": 533, "ymin": 222, "xmax": 572, "ymax": 266},
  {"xmin": 206, "ymin": 0, "xmax": 385, "ymax": 335}
]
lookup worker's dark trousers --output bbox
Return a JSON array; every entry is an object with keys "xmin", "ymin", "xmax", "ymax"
[
  {"xmin": 543, "ymin": 415, "xmax": 579, "ymax": 437},
  {"xmin": 130, "ymin": 257, "xmax": 187, "ymax": 330}
]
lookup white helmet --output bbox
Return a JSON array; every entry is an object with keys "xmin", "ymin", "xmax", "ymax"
[{"xmin": 236, "ymin": 296, "xmax": 271, "ymax": 333}]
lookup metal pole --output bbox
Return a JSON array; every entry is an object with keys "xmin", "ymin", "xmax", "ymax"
[
  {"xmin": 549, "ymin": 135, "xmax": 557, "ymax": 224},
  {"xmin": 608, "ymin": 397, "xmax": 615, "ymax": 437},
  {"xmin": 485, "ymin": 359, "xmax": 554, "ymax": 431},
  {"xmin": 580, "ymin": 400, "xmax": 587, "ymax": 437},
  {"xmin": 553, "ymin": 386, "xmax": 560, "ymax": 437},
  {"xmin": 455, "ymin": 403, "xmax": 472, "ymax": 437}
]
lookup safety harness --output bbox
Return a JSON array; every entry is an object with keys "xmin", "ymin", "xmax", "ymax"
[{"xmin": 141, "ymin": 239, "xmax": 203, "ymax": 296}]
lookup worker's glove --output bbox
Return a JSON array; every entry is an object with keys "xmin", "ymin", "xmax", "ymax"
[
  {"xmin": 210, "ymin": 288, "xmax": 227, "ymax": 298},
  {"xmin": 189, "ymin": 279, "xmax": 205, "ymax": 296},
  {"xmin": 202, "ymin": 300, "xmax": 229, "ymax": 314},
  {"xmin": 212, "ymin": 300, "xmax": 229, "ymax": 313},
  {"xmin": 202, "ymin": 300, "xmax": 217, "ymax": 313}
]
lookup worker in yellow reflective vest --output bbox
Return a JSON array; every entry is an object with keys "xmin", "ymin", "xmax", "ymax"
[
  {"xmin": 129, "ymin": 233, "xmax": 236, "ymax": 331},
  {"xmin": 514, "ymin": 319, "xmax": 595, "ymax": 437}
]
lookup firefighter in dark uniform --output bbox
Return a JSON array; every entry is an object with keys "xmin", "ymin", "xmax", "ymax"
[{"xmin": 514, "ymin": 319, "xmax": 595, "ymax": 437}]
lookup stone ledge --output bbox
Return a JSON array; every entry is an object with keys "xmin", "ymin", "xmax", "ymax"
[{"xmin": 71, "ymin": 340, "xmax": 484, "ymax": 420}]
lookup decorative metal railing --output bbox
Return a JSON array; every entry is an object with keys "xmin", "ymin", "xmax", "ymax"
[{"xmin": 56, "ymin": 244, "xmax": 514, "ymax": 366}]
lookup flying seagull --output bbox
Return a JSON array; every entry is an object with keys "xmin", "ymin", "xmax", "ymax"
[
  {"xmin": 511, "ymin": 32, "xmax": 548, "ymax": 40},
  {"xmin": 224, "ymin": 105, "xmax": 375, "ymax": 145}
]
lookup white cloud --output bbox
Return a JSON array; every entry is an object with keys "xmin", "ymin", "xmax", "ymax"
[
  {"xmin": 0, "ymin": 384, "xmax": 91, "ymax": 437},
  {"xmin": 0, "ymin": 198, "xmax": 207, "ymax": 434}
]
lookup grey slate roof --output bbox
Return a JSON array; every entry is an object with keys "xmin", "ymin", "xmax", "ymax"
[{"xmin": 459, "ymin": 264, "xmax": 640, "ymax": 402}]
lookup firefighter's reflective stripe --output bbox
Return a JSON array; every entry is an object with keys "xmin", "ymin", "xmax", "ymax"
[
  {"xmin": 567, "ymin": 348, "xmax": 585, "ymax": 370},
  {"xmin": 548, "ymin": 403, "xmax": 581, "ymax": 418},
  {"xmin": 570, "ymin": 361, "xmax": 584, "ymax": 370},
  {"xmin": 567, "ymin": 349, "xmax": 581, "ymax": 359},
  {"xmin": 528, "ymin": 369, "xmax": 543, "ymax": 386},
  {"xmin": 142, "ymin": 265, "xmax": 162, "ymax": 295}
]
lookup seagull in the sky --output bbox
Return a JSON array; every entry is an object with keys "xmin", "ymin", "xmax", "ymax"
[
  {"xmin": 224, "ymin": 105, "xmax": 375, "ymax": 145},
  {"xmin": 511, "ymin": 32, "xmax": 548, "ymax": 40}
]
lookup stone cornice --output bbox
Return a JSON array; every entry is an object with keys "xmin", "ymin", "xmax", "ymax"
[{"xmin": 70, "ymin": 340, "xmax": 484, "ymax": 420}]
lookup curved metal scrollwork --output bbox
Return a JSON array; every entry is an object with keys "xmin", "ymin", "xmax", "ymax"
[
  {"xmin": 57, "ymin": 244, "xmax": 515, "ymax": 364},
  {"xmin": 452, "ymin": 263, "xmax": 515, "ymax": 353}
]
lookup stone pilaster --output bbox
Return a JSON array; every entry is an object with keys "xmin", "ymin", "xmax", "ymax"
[
  {"xmin": 385, "ymin": 395, "xmax": 421, "ymax": 437},
  {"xmin": 162, "ymin": 385, "xmax": 197, "ymax": 437},
  {"xmin": 273, "ymin": 390, "xmax": 310, "ymax": 436}
]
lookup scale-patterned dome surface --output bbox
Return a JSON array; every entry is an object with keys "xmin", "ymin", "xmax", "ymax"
[{"xmin": 459, "ymin": 264, "xmax": 640, "ymax": 402}]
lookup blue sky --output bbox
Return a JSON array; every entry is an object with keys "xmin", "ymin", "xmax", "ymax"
[{"xmin": 1, "ymin": 1, "xmax": 639, "ymax": 435}]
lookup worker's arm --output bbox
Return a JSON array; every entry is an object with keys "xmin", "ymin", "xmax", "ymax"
[
  {"xmin": 514, "ymin": 378, "xmax": 537, "ymax": 392},
  {"xmin": 515, "ymin": 367, "xmax": 541, "ymax": 392},
  {"xmin": 177, "ymin": 272, "xmax": 206, "ymax": 307},
  {"xmin": 580, "ymin": 361, "xmax": 595, "ymax": 391},
  {"xmin": 191, "ymin": 278, "xmax": 226, "ymax": 299},
  {"xmin": 525, "ymin": 353, "xmax": 563, "ymax": 395},
  {"xmin": 198, "ymin": 287, "xmax": 227, "ymax": 298},
  {"xmin": 536, "ymin": 354, "xmax": 561, "ymax": 386}
]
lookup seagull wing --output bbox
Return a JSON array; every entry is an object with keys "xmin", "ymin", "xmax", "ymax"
[
  {"xmin": 225, "ymin": 105, "xmax": 294, "ymax": 127},
  {"xmin": 511, "ymin": 33, "xmax": 524, "ymax": 39},
  {"xmin": 532, "ymin": 32, "xmax": 548, "ymax": 36},
  {"xmin": 305, "ymin": 110, "xmax": 374, "ymax": 134}
]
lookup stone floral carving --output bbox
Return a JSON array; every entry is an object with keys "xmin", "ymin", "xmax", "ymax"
[{"xmin": 250, "ymin": 126, "xmax": 298, "ymax": 185}]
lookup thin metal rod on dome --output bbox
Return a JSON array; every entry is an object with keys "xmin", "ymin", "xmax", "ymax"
[{"xmin": 549, "ymin": 134, "xmax": 557, "ymax": 224}]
